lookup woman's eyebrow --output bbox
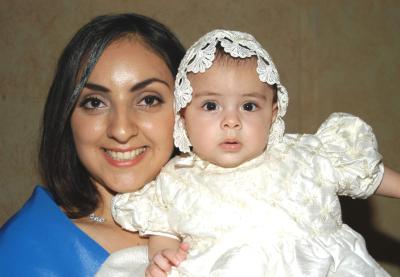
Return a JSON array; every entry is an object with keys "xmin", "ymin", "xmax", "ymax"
[
  {"xmin": 84, "ymin": 82, "xmax": 109, "ymax": 92},
  {"xmin": 130, "ymin": 78, "xmax": 171, "ymax": 92},
  {"xmin": 84, "ymin": 78, "xmax": 170, "ymax": 93}
]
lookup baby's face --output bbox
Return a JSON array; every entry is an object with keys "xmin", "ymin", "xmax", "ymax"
[{"xmin": 183, "ymin": 59, "xmax": 277, "ymax": 168}]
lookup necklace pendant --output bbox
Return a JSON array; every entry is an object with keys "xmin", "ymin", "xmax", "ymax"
[{"xmin": 88, "ymin": 213, "xmax": 106, "ymax": 223}]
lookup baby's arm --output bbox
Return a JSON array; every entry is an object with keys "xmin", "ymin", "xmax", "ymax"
[
  {"xmin": 375, "ymin": 166, "xmax": 400, "ymax": 198},
  {"xmin": 146, "ymin": 236, "xmax": 189, "ymax": 277}
]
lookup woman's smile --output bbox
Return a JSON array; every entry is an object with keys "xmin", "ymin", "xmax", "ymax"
[{"xmin": 103, "ymin": 146, "xmax": 147, "ymax": 167}]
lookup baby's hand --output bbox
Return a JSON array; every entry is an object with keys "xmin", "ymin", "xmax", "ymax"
[{"xmin": 145, "ymin": 243, "xmax": 189, "ymax": 277}]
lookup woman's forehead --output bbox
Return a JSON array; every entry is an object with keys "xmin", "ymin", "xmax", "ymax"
[{"xmin": 90, "ymin": 39, "xmax": 173, "ymax": 82}]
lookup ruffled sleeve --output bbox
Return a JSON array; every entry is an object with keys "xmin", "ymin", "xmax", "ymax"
[
  {"xmin": 112, "ymin": 177, "xmax": 179, "ymax": 240},
  {"xmin": 315, "ymin": 113, "xmax": 384, "ymax": 198}
]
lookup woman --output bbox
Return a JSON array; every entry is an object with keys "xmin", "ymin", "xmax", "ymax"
[{"xmin": 0, "ymin": 13, "xmax": 185, "ymax": 276}]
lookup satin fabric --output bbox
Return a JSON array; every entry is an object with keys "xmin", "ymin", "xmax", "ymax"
[
  {"xmin": 95, "ymin": 246, "xmax": 148, "ymax": 277},
  {"xmin": 0, "ymin": 186, "xmax": 109, "ymax": 277},
  {"xmin": 105, "ymin": 113, "xmax": 389, "ymax": 277}
]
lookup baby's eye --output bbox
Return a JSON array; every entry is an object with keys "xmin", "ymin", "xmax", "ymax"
[
  {"xmin": 138, "ymin": 95, "xmax": 163, "ymax": 107},
  {"xmin": 202, "ymin": 101, "xmax": 218, "ymax": 111},
  {"xmin": 80, "ymin": 97, "xmax": 106, "ymax": 110},
  {"xmin": 242, "ymin": 102, "xmax": 258, "ymax": 111}
]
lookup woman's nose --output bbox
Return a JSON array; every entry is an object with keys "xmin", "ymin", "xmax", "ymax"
[
  {"xmin": 107, "ymin": 109, "xmax": 138, "ymax": 143},
  {"xmin": 221, "ymin": 111, "xmax": 241, "ymax": 129}
]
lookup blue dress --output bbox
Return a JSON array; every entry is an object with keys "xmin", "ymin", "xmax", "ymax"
[{"xmin": 0, "ymin": 186, "xmax": 109, "ymax": 277}]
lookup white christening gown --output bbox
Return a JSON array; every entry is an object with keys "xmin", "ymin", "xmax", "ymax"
[{"xmin": 97, "ymin": 113, "xmax": 389, "ymax": 277}]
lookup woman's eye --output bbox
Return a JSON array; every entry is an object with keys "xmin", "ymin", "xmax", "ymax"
[
  {"xmin": 242, "ymin": 102, "xmax": 257, "ymax": 111},
  {"xmin": 80, "ymin": 97, "xmax": 106, "ymax": 109},
  {"xmin": 138, "ymin": 95, "xmax": 163, "ymax": 107},
  {"xmin": 202, "ymin": 102, "xmax": 217, "ymax": 111}
]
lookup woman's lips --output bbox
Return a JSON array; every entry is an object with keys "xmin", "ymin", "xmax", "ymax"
[{"xmin": 102, "ymin": 147, "xmax": 147, "ymax": 167}]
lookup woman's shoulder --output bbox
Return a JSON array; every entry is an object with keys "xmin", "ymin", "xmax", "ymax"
[
  {"xmin": 0, "ymin": 186, "xmax": 51, "ymax": 237},
  {"xmin": 0, "ymin": 185, "xmax": 109, "ymax": 276}
]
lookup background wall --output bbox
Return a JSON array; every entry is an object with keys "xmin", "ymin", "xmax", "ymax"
[{"xmin": 1, "ymin": 0, "xmax": 399, "ymax": 274}]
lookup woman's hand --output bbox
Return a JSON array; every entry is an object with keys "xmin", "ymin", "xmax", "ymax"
[{"xmin": 145, "ymin": 243, "xmax": 189, "ymax": 277}]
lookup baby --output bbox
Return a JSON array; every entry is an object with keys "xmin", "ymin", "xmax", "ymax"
[{"xmin": 98, "ymin": 30, "xmax": 399, "ymax": 277}]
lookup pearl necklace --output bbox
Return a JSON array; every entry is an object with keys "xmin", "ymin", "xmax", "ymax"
[{"xmin": 88, "ymin": 213, "xmax": 106, "ymax": 223}]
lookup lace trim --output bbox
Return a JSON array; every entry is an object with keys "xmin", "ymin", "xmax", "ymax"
[{"xmin": 173, "ymin": 29, "xmax": 289, "ymax": 152}]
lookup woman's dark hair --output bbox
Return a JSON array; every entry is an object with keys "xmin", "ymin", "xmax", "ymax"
[{"xmin": 39, "ymin": 13, "xmax": 185, "ymax": 218}]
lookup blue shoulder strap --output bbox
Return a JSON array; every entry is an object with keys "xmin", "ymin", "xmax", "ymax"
[{"xmin": 0, "ymin": 186, "xmax": 109, "ymax": 277}]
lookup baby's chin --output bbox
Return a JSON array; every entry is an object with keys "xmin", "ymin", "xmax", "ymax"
[{"xmin": 208, "ymin": 156, "xmax": 253, "ymax": 169}]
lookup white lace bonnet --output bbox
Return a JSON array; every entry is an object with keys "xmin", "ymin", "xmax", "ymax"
[{"xmin": 173, "ymin": 29, "xmax": 289, "ymax": 153}]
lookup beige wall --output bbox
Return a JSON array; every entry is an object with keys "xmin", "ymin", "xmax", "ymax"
[{"xmin": 1, "ymin": 0, "xmax": 399, "ymax": 274}]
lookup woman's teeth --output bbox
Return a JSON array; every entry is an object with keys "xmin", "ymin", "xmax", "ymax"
[{"xmin": 106, "ymin": 148, "xmax": 146, "ymax": 161}]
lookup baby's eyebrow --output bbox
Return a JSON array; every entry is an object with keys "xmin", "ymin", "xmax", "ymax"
[
  {"xmin": 192, "ymin": 91, "xmax": 220, "ymax": 98},
  {"xmin": 242, "ymin": 92, "xmax": 267, "ymax": 100},
  {"xmin": 191, "ymin": 91, "xmax": 268, "ymax": 100}
]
